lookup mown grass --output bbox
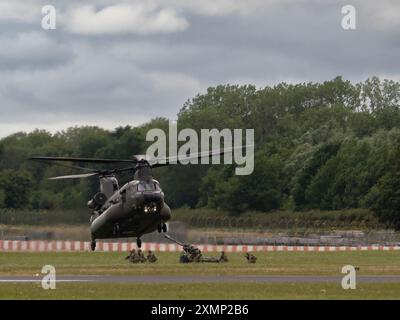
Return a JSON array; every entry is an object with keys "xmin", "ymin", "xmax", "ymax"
[
  {"xmin": 0, "ymin": 251, "xmax": 399, "ymax": 276},
  {"xmin": 1, "ymin": 282, "xmax": 400, "ymax": 300},
  {"xmin": 1, "ymin": 251, "xmax": 400, "ymax": 299}
]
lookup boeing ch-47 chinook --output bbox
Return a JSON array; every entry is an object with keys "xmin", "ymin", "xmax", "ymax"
[{"xmin": 30, "ymin": 149, "xmax": 237, "ymax": 251}]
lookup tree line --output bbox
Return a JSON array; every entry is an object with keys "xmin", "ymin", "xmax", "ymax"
[{"xmin": 0, "ymin": 76, "xmax": 399, "ymax": 228}]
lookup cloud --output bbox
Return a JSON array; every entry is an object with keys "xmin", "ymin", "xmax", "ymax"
[
  {"xmin": 0, "ymin": 41, "xmax": 203, "ymax": 133},
  {"xmin": 0, "ymin": 1, "xmax": 40, "ymax": 22},
  {"xmin": 0, "ymin": 1, "xmax": 400, "ymax": 138},
  {"xmin": 359, "ymin": 0, "xmax": 400, "ymax": 30},
  {"xmin": 150, "ymin": 0, "xmax": 291, "ymax": 17},
  {"xmin": 0, "ymin": 32, "xmax": 73, "ymax": 70},
  {"xmin": 65, "ymin": 3, "xmax": 189, "ymax": 35}
]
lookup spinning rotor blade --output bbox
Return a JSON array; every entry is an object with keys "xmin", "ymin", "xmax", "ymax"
[
  {"xmin": 30, "ymin": 156, "xmax": 138, "ymax": 178},
  {"xmin": 32, "ymin": 159, "xmax": 98, "ymax": 172},
  {"xmin": 48, "ymin": 173, "xmax": 99, "ymax": 180},
  {"xmin": 113, "ymin": 166, "xmax": 137, "ymax": 174},
  {"xmin": 149, "ymin": 145, "xmax": 254, "ymax": 168},
  {"xmin": 30, "ymin": 156, "xmax": 137, "ymax": 164}
]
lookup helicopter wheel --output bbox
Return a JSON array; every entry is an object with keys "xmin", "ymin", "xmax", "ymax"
[
  {"xmin": 113, "ymin": 223, "xmax": 120, "ymax": 235},
  {"xmin": 136, "ymin": 238, "xmax": 142, "ymax": 248},
  {"xmin": 90, "ymin": 240, "xmax": 96, "ymax": 251},
  {"xmin": 162, "ymin": 223, "xmax": 167, "ymax": 233}
]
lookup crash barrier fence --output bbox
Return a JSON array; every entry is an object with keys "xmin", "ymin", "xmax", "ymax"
[{"xmin": 0, "ymin": 240, "xmax": 400, "ymax": 253}]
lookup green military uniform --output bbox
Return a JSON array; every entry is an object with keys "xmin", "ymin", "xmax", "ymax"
[
  {"xmin": 219, "ymin": 251, "xmax": 229, "ymax": 263},
  {"xmin": 245, "ymin": 252, "xmax": 257, "ymax": 263},
  {"xmin": 146, "ymin": 250, "xmax": 157, "ymax": 263},
  {"xmin": 137, "ymin": 249, "xmax": 146, "ymax": 263},
  {"xmin": 125, "ymin": 249, "xmax": 136, "ymax": 260},
  {"xmin": 126, "ymin": 249, "xmax": 141, "ymax": 263},
  {"xmin": 179, "ymin": 250, "xmax": 190, "ymax": 263},
  {"xmin": 191, "ymin": 248, "xmax": 202, "ymax": 262},
  {"xmin": 125, "ymin": 249, "xmax": 135, "ymax": 260}
]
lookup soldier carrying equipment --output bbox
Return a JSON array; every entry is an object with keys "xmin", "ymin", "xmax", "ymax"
[
  {"xmin": 137, "ymin": 249, "xmax": 147, "ymax": 263},
  {"xmin": 125, "ymin": 249, "xmax": 141, "ymax": 263},
  {"xmin": 219, "ymin": 251, "xmax": 229, "ymax": 263},
  {"xmin": 146, "ymin": 250, "xmax": 157, "ymax": 263},
  {"xmin": 125, "ymin": 249, "xmax": 135, "ymax": 260},
  {"xmin": 245, "ymin": 252, "xmax": 257, "ymax": 263}
]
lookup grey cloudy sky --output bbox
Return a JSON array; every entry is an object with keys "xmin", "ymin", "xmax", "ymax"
[{"xmin": 0, "ymin": 0, "xmax": 399, "ymax": 137}]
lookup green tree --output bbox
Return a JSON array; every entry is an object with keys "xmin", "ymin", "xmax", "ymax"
[
  {"xmin": 204, "ymin": 153, "xmax": 283, "ymax": 214},
  {"xmin": 365, "ymin": 170, "xmax": 400, "ymax": 229},
  {"xmin": 0, "ymin": 189, "xmax": 5, "ymax": 208},
  {"xmin": 0, "ymin": 76, "xmax": 399, "ymax": 226},
  {"xmin": 0, "ymin": 170, "xmax": 33, "ymax": 208},
  {"xmin": 292, "ymin": 142, "xmax": 341, "ymax": 209}
]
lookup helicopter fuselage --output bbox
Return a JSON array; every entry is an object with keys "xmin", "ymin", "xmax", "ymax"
[
  {"xmin": 89, "ymin": 179, "xmax": 171, "ymax": 240},
  {"xmin": 29, "ymin": 147, "xmax": 243, "ymax": 250}
]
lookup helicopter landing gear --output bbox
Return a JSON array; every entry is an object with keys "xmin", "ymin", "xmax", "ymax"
[
  {"xmin": 136, "ymin": 238, "xmax": 142, "ymax": 248},
  {"xmin": 157, "ymin": 222, "xmax": 167, "ymax": 233},
  {"xmin": 113, "ymin": 223, "xmax": 120, "ymax": 236},
  {"xmin": 90, "ymin": 240, "xmax": 96, "ymax": 251}
]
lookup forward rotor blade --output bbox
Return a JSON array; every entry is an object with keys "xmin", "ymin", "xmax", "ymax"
[
  {"xmin": 113, "ymin": 166, "xmax": 137, "ymax": 174},
  {"xmin": 150, "ymin": 145, "xmax": 254, "ymax": 168},
  {"xmin": 48, "ymin": 173, "xmax": 99, "ymax": 180},
  {"xmin": 30, "ymin": 156, "xmax": 137, "ymax": 164},
  {"xmin": 32, "ymin": 159, "xmax": 98, "ymax": 172}
]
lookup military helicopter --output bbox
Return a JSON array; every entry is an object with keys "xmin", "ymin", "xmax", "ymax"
[{"xmin": 29, "ymin": 148, "xmax": 238, "ymax": 251}]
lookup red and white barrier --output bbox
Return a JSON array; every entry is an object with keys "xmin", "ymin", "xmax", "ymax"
[{"xmin": 0, "ymin": 240, "xmax": 399, "ymax": 252}]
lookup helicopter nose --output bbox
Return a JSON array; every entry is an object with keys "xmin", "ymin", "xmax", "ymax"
[{"xmin": 140, "ymin": 192, "xmax": 164, "ymax": 213}]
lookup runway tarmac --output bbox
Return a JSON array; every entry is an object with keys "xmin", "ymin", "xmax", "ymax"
[{"xmin": 1, "ymin": 275, "xmax": 400, "ymax": 283}]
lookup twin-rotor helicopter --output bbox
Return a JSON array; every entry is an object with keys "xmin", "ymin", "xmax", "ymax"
[{"xmin": 30, "ymin": 148, "xmax": 239, "ymax": 251}]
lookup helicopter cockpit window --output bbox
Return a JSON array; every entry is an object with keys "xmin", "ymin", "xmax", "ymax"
[
  {"xmin": 137, "ymin": 182, "xmax": 156, "ymax": 192},
  {"xmin": 113, "ymin": 182, "xmax": 118, "ymax": 191}
]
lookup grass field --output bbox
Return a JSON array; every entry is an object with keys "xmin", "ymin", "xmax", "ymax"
[{"xmin": 0, "ymin": 251, "xmax": 399, "ymax": 299}]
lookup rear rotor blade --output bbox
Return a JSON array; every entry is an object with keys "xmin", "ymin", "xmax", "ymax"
[
  {"xmin": 48, "ymin": 173, "xmax": 99, "ymax": 180},
  {"xmin": 30, "ymin": 156, "xmax": 137, "ymax": 164},
  {"xmin": 150, "ymin": 145, "xmax": 254, "ymax": 168}
]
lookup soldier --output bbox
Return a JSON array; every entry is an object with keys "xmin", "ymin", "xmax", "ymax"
[
  {"xmin": 219, "ymin": 251, "xmax": 229, "ymax": 263},
  {"xmin": 131, "ymin": 254, "xmax": 141, "ymax": 263},
  {"xmin": 245, "ymin": 252, "xmax": 257, "ymax": 263},
  {"xmin": 190, "ymin": 247, "xmax": 202, "ymax": 262},
  {"xmin": 192, "ymin": 253, "xmax": 202, "ymax": 262},
  {"xmin": 137, "ymin": 249, "xmax": 146, "ymax": 263},
  {"xmin": 179, "ymin": 250, "xmax": 190, "ymax": 263},
  {"xmin": 125, "ymin": 249, "xmax": 136, "ymax": 260},
  {"xmin": 146, "ymin": 250, "xmax": 157, "ymax": 263},
  {"xmin": 126, "ymin": 249, "xmax": 142, "ymax": 263}
]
